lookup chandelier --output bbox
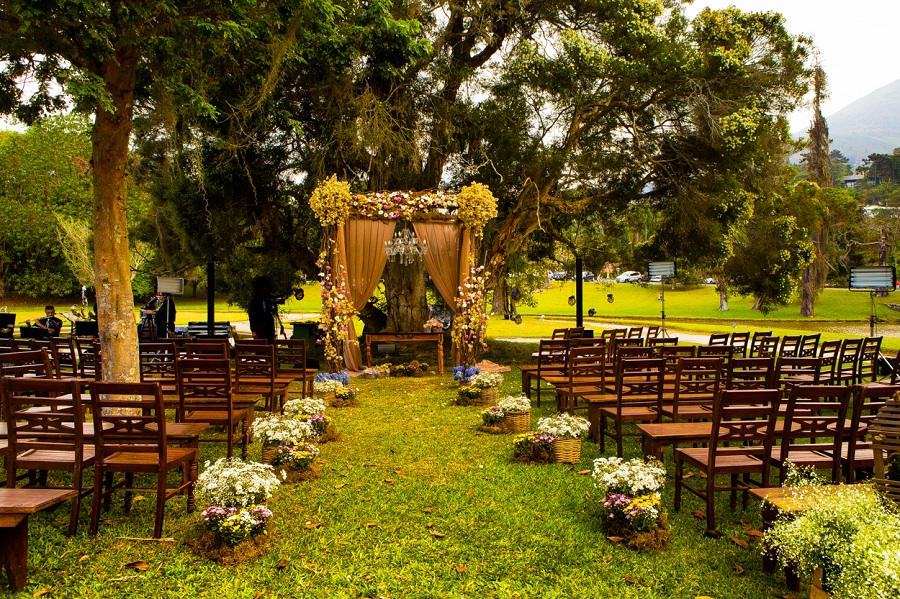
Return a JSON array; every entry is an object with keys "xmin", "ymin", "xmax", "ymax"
[{"xmin": 384, "ymin": 227, "xmax": 427, "ymax": 265}]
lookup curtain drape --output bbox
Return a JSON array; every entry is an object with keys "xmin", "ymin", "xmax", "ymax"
[
  {"xmin": 412, "ymin": 222, "xmax": 463, "ymax": 309},
  {"xmin": 335, "ymin": 218, "xmax": 396, "ymax": 370}
]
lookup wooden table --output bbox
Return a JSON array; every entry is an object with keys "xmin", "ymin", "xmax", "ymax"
[
  {"xmin": 0, "ymin": 488, "xmax": 77, "ymax": 591},
  {"xmin": 749, "ymin": 485, "xmax": 872, "ymax": 591},
  {"xmin": 365, "ymin": 332, "xmax": 444, "ymax": 375}
]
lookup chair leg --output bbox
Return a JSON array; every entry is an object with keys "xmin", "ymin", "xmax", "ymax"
[
  {"xmin": 674, "ymin": 456, "xmax": 683, "ymax": 512},
  {"xmin": 68, "ymin": 470, "xmax": 82, "ymax": 537},
  {"xmin": 615, "ymin": 419, "xmax": 623, "ymax": 458},
  {"xmin": 187, "ymin": 458, "xmax": 197, "ymax": 513},
  {"xmin": 102, "ymin": 473, "xmax": 113, "ymax": 512},
  {"xmin": 706, "ymin": 473, "xmax": 717, "ymax": 532},
  {"xmin": 124, "ymin": 473, "xmax": 134, "ymax": 514},
  {"xmin": 89, "ymin": 469, "xmax": 103, "ymax": 536},
  {"xmin": 598, "ymin": 415, "xmax": 606, "ymax": 453},
  {"xmin": 154, "ymin": 471, "xmax": 166, "ymax": 539},
  {"xmin": 729, "ymin": 474, "xmax": 738, "ymax": 511}
]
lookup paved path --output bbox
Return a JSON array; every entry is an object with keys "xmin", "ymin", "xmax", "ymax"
[{"xmin": 495, "ymin": 319, "xmax": 710, "ymax": 345}]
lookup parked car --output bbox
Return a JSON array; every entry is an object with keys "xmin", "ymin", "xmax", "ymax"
[
  {"xmin": 582, "ymin": 271, "xmax": 596, "ymax": 282},
  {"xmin": 649, "ymin": 275, "xmax": 662, "ymax": 283},
  {"xmin": 615, "ymin": 270, "xmax": 643, "ymax": 283},
  {"xmin": 549, "ymin": 271, "xmax": 568, "ymax": 281}
]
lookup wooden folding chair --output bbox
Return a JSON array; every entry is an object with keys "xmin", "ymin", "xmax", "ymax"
[
  {"xmin": 841, "ymin": 384, "xmax": 900, "ymax": 483},
  {"xmin": 0, "ymin": 349, "xmax": 56, "ymax": 379},
  {"xmin": 726, "ymin": 356, "xmax": 776, "ymax": 390},
  {"xmin": 658, "ymin": 357, "xmax": 724, "ymax": 422},
  {"xmin": 598, "ymin": 357, "xmax": 666, "ymax": 457},
  {"xmin": 274, "ymin": 339, "xmax": 318, "ymax": 397},
  {"xmin": 234, "ymin": 344, "xmax": 289, "ymax": 412}
]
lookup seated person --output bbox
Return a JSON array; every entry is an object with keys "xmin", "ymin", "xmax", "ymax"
[{"xmin": 26, "ymin": 305, "xmax": 64, "ymax": 338}]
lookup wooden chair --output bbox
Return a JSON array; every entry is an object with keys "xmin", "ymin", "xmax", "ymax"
[
  {"xmin": 729, "ymin": 332, "xmax": 750, "ymax": 357},
  {"xmin": 10, "ymin": 339, "xmax": 36, "ymax": 351},
  {"xmin": 627, "ymin": 327, "xmax": 643, "ymax": 339},
  {"xmin": 770, "ymin": 384, "xmax": 852, "ymax": 485},
  {"xmin": 184, "ymin": 341, "xmax": 230, "ymax": 359},
  {"xmin": 816, "ymin": 340, "xmax": 842, "ymax": 385},
  {"xmin": 674, "ymin": 388, "xmax": 781, "ymax": 531},
  {"xmin": 550, "ymin": 328, "xmax": 568, "ymax": 340},
  {"xmin": 748, "ymin": 331, "xmax": 774, "ymax": 358},
  {"xmin": 799, "ymin": 333, "xmax": 821, "ymax": 357},
  {"xmin": 645, "ymin": 326, "xmax": 660, "ymax": 339},
  {"xmin": 659, "ymin": 345, "xmax": 696, "ymax": 376},
  {"xmin": 50, "ymin": 336, "xmax": 78, "ymax": 377},
  {"xmin": 726, "ymin": 356, "xmax": 776, "ymax": 390},
  {"xmin": 842, "ymin": 384, "xmax": 900, "ymax": 483},
  {"xmin": 598, "ymin": 357, "xmax": 666, "ymax": 457},
  {"xmin": 750, "ymin": 335, "xmax": 779, "ymax": 358},
  {"xmin": 2, "ymin": 377, "xmax": 93, "ymax": 536},
  {"xmin": 856, "ymin": 336, "xmax": 883, "ymax": 384},
  {"xmin": 834, "ymin": 338, "xmax": 864, "ymax": 386},
  {"xmin": 31, "ymin": 341, "xmax": 63, "ymax": 378},
  {"xmin": 176, "ymin": 358, "xmax": 250, "ymax": 459},
  {"xmin": 234, "ymin": 344, "xmax": 289, "ymax": 412},
  {"xmin": 274, "ymin": 339, "xmax": 318, "ymax": 396},
  {"xmin": 696, "ymin": 344, "xmax": 734, "ymax": 366},
  {"xmin": 565, "ymin": 327, "xmax": 586, "ymax": 339},
  {"xmin": 88, "ymin": 381, "xmax": 197, "ymax": 539},
  {"xmin": 139, "ymin": 342, "xmax": 179, "ymax": 395},
  {"xmin": 708, "ymin": 333, "xmax": 730, "ymax": 346},
  {"xmin": 551, "ymin": 345, "xmax": 607, "ymax": 414},
  {"xmin": 778, "ymin": 335, "xmax": 802, "ymax": 358},
  {"xmin": 658, "ymin": 357, "xmax": 724, "ymax": 422},
  {"xmin": 647, "ymin": 337, "xmax": 678, "ymax": 348},
  {"xmin": 74, "ymin": 337, "xmax": 99, "ymax": 378},
  {"xmin": 520, "ymin": 338, "xmax": 569, "ymax": 406},
  {"xmin": 775, "ymin": 356, "xmax": 821, "ymax": 390},
  {"xmin": 0, "ymin": 349, "xmax": 56, "ymax": 379}
]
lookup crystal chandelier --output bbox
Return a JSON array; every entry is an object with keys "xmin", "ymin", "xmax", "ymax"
[{"xmin": 384, "ymin": 227, "xmax": 427, "ymax": 265}]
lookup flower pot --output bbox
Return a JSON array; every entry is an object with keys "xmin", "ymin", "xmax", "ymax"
[
  {"xmin": 551, "ymin": 437, "xmax": 582, "ymax": 464},
  {"xmin": 261, "ymin": 445, "xmax": 277, "ymax": 465},
  {"xmin": 478, "ymin": 387, "xmax": 499, "ymax": 405},
  {"xmin": 503, "ymin": 410, "xmax": 530, "ymax": 433},
  {"xmin": 314, "ymin": 390, "xmax": 336, "ymax": 404}
]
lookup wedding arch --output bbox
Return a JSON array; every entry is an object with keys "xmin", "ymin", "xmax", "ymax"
[{"xmin": 309, "ymin": 177, "xmax": 497, "ymax": 371}]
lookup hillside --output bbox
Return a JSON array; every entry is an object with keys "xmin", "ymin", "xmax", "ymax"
[{"xmin": 826, "ymin": 79, "xmax": 900, "ymax": 164}]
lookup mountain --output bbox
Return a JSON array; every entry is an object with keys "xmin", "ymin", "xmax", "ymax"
[{"xmin": 824, "ymin": 79, "xmax": 900, "ymax": 165}]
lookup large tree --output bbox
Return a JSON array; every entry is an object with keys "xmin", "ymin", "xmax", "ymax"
[{"xmin": 0, "ymin": 1, "xmax": 297, "ymax": 380}]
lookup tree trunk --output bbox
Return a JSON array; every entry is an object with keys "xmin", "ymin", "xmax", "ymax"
[
  {"xmin": 92, "ymin": 46, "xmax": 140, "ymax": 383},
  {"xmin": 717, "ymin": 281, "xmax": 728, "ymax": 311},
  {"xmin": 490, "ymin": 267, "xmax": 508, "ymax": 315},
  {"xmin": 752, "ymin": 297, "xmax": 763, "ymax": 311},
  {"xmin": 383, "ymin": 256, "xmax": 427, "ymax": 332},
  {"xmin": 800, "ymin": 265, "xmax": 815, "ymax": 317}
]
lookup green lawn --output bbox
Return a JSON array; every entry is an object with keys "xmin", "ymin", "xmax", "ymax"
[{"xmin": 14, "ymin": 361, "xmax": 794, "ymax": 598}]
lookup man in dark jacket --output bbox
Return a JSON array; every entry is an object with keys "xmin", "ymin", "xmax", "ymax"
[{"xmin": 248, "ymin": 277, "xmax": 277, "ymax": 342}]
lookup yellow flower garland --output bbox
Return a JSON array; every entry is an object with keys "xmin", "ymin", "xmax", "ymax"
[{"xmin": 309, "ymin": 175, "xmax": 352, "ymax": 227}]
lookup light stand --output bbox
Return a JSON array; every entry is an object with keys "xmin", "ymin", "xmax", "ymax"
[
  {"xmin": 648, "ymin": 261, "xmax": 676, "ymax": 337},
  {"xmin": 849, "ymin": 265, "xmax": 895, "ymax": 340}
]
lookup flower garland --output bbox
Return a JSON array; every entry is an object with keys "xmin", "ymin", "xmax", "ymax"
[
  {"xmin": 317, "ymin": 250, "xmax": 356, "ymax": 372},
  {"xmin": 350, "ymin": 191, "xmax": 458, "ymax": 221},
  {"xmin": 456, "ymin": 182, "xmax": 498, "ymax": 235},
  {"xmin": 309, "ymin": 175, "xmax": 352, "ymax": 227},
  {"xmin": 452, "ymin": 262, "xmax": 489, "ymax": 368}
]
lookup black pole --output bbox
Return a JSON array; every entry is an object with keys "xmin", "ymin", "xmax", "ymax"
[
  {"xmin": 207, "ymin": 261, "xmax": 215, "ymax": 337},
  {"xmin": 575, "ymin": 255, "xmax": 584, "ymax": 327}
]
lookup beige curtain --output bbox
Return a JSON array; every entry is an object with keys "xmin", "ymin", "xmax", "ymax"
[
  {"xmin": 413, "ymin": 222, "xmax": 463, "ymax": 309},
  {"xmin": 335, "ymin": 218, "xmax": 396, "ymax": 370}
]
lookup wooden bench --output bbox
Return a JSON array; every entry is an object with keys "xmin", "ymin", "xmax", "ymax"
[{"xmin": 0, "ymin": 488, "xmax": 77, "ymax": 591}]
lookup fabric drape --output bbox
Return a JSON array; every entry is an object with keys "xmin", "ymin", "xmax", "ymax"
[
  {"xmin": 412, "ymin": 222, "xmax": 464, "ymax": 309},
  {"xmin": 335, "ymin": 218, "xmax": 396, "ymax": 370}
]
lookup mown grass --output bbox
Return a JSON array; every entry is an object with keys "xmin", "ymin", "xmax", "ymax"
[{"xmin": 11, "ymin": 359, "xmax": 794, "ymax": 599}]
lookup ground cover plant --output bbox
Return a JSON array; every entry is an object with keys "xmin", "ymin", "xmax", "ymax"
[{"xmin": 15, "ymin": 361, "xmax": 798, "ymax": 598}]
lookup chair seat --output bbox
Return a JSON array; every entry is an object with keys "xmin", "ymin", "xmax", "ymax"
[
  {"xmin": 599, "ymin": 406, "xmax": 658, "ymax": 422},
  {"xmin": 16, "ymin": 447, "xmax": 96, "ymax": 470},
  {"xmin": 676, "ymin": 447, "xmax": 765, "ymax": 474},
  {"xmin": 104, "ymin": 447, "xmax": 197, "ymax": 472},
  {"xmin": 658, "ymin": 405, "xmax": 713, "ymax": 420},
  {"xmin": 770, "ymin": 449, "xmax": 835, "ymax": 469},
  {"xmin": 184, "ymin": 409, "xmax": 247, "ymax": 427}
]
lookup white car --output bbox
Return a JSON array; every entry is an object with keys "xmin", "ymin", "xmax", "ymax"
[
  {"xmin": 649, "ymin": 275, "xmax": 662, "ymax": 283},
  {"xmin": 615, "ymin": 271, "xmax": 643, "ymax": 283}
]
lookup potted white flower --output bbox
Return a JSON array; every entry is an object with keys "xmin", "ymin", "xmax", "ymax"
[
  {"xmin": 591, "ymin": 457, "xmax": 669, "ymax": 550},
  {"xmin": 497, "ymin": 394, "xmax": 531, "ymax": 433},
  {"xmin": 251, "ymin": 414, "xmax": 316, "ymax": 463},
  {"xmin": 457, "ymin": 371, "xmax": 503, "ymax": 405},
  {"xmin": 536, "ymin": 413, "xmax": 590, "ymax": 463},
  {"xmin": 283, "ymin": 397, "xmax": 335, "ymax": 441}
]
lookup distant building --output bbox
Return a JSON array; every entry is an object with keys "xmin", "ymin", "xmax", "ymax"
[{"xmin": 843, "ymin": 175, "xmax": 865, "ymax": 188}]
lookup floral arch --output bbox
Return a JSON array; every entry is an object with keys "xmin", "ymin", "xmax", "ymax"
[{"xmin": 309, "ymin": 177, "xmax": 497, "ymax": 372}]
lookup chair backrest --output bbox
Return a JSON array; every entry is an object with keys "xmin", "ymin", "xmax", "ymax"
[
  {"xmin": 659, "ymin": 345, "xmax": 696, "ymax": 373},
  {"xmin": 89, "ymin": 381, "xmax": 168, "ymax": 459},
  {"xmin": 615, "ymin": 357, "xmax": 666, "ymax": 405},
  {"xmin": 235, "ymin": 338, "xmax": 270, "ymax": 346},
  {"xmin": 708, "ymin": 333, "xmax": 730, "ymax": 346},
  {"xmin": 645, "ymin": 326, "xmax": 660, "ymax": 339},
  {"xmin": 550, "ymin": 328, "xmax": 568, "ymax": 340},
  {"xmin": 892, "ymin": 350, "xmax": 900, "ymax": 385},
  {"xmin": 778, "ymin": 335, "xmax": 803, "ymax": 358},
  {"xmin": 2, "ymin": 377, "xmax": 86, "ymax": 484},
  {"xmin": 274, "ymin": 338, "xmax": 309, "ymax": 367},
  {"xmin": 836, "ymin": 338, "xmax": 864, "ymax": 384},
  {"xmin": 799, "ymin": 334, "xmax": 821, "ymax": 357},
  {"xmin": 778, "ymin": 384, "xmax": 853, "ymax": 483},
  {"xmin": 564, "ymin": 327, "xmax": 586, "ymax": 339},
  {"xmin": 729, "ymin": 332, "xmax": 750, "ymax": 357},
  {"xmin": 569, "ymin": 337, "xmax": 606, "ymax": 351},
  {"xmin": 50, "ymin": 336, "xmax": 78, "ymax": 377},
  {"xmin": 646, "ymin": 337, "xmax": 678, "ymax": 348},
  {"xmin": 75, "ymin": 337, "xmax": 99, "ymax": 378},
  {"xmin": 672, "ymin": 357, "xmax": 724, "ymax": 413},
  {"xmin": 818, "ymin": 339, "xmax": 842, "ymax": 380},
  {"xmin": 627, "ymin": 327, "xmax": 643, "ymax": 339},
  {"xmin": 0, "ymin": 348, "xmax": 56, "ymax": 378},
  {"xmin": 139, "ymin": 342, "xmax": 178, "ymax": 381},
  {"xmin": 775, "ymin": 356, "xmax": 822, "ymax": 388},
  {"xmin": 12, "ymin": 338, "xmax": 36, "ymax": 351},
  {"xmin": 32, "ymin": 340, "xmax": 63, "ymax": 378},
  {"xmin": 534, "ymin": 338, "xmax": 569, "ymax": 369},
  {"xmin": 611, "ymin": 336, "xmax": 643, "ymax": 355},
  {"xmin": 708, "ymin": 388, "xmax": 781, "ymax": 470},
  {"xmin": 726, "ymin": 356, "xmax": 776, "ymax": 389},
  {"xmin": 750, "ymin": 334, "xmax": 778, "ymax": 358},
  {"xmin": 857, "ymin": 336, "xmax": 883, "ymax": 384},
  {"xmin": 234, "ymin": 344, "xmax": 277, "ymax": 382},
  {"xmin": 566, "ymin": 346, "xmax": 607, "ymax": 390},
  {"xmin": 696, "ymin": 344, "xmax": 734, "ymax": 366},
  {"xmin": 848, "ymin": 384, "xmax": 900, "ymax": 455},
  {"xmin": 185, "ymin": 341, "xmax": 230, "ymax": 359},
  {"xmin": 176, "ymin": 357, "xmax": 233, "ymax": 415}
]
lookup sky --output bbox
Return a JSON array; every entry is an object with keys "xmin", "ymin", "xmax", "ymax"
[{"xmin": 688, "ymin": 1, "xmax": 900, "ymax": 131}]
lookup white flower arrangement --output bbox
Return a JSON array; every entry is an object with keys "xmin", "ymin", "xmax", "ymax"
[
  {"xmin": 591, "ymin": 457, "xmax": 667, "ymax": 497},
  {"xmin": 497, "ymin": 394, "xmax": 531, "ymax": 413},
  {"xmin": 314, "ymin": 379, "xmax": 345, "ymax": 394},
  {"xmin": 283, "ymin": 397, "xmax": 327, "ymax": 418},
  {"xmin": 469, "ymin": 372, "xmax": 503, "ymax": 389},
  {"xmin": 196, "ymin": 458, "xmax": 281, "ymax": 508},
  {"xmin": 536, "ymin": 413, "xmax": 589, "ymax": 439},
  {"xmin": 251, "ymin": 414, "xmax": 316, "ymax": 446}
]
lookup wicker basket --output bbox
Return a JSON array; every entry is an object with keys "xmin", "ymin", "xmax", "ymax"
[
  {"xmin": 503, "ymin": 410, "xmax": 530, "ymax": 433},
  {"xmin": 314, "ymin": 391, "xmax": 336, "ymax": 404},
  {"xmin": 551, "ymin": 437, "xmax": 582, "ymax": 464},
  {"xmin": 261, "ymin": 445, "xmax": 277, "ymax": 465},
  {"xmin": 478, "ymin": 387, "xmax": 499, "ymax": 405}
]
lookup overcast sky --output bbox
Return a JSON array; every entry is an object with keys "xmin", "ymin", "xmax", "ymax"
[{"xmin": 688, "ymin": 1, "xmax": 900, "ymax": 131}]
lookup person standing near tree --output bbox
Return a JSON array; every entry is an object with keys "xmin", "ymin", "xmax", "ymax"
[
  {"xmin": 26, "ymin": 305, "xmax": 63, "ymax": 339},
  {"xmin": 248, "ymin": 276, "xmax": 277, "ymax": 343}
]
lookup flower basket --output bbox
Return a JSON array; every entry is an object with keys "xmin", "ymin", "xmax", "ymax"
[
  {"xmin": 503, "ymin": 410, "xmax": 530, "ymax": 433},
  {"xmin": 456, "ymin": 387, "xmax": 497, "ymax": 406},
  {"xmin": 282, "ymin": 463, "xmax": 322, "ymax": 484},
  {"xmin": 551, "ymin": 437, "xmax": 582, "ymax": 464},
  {"xmin": 607, "ymin": 514, "xmax": 671, "ymax": 552},
  {"xmin": 261, "ymin": 445, "xmax": 277, "ymax": 465},
  {"xmin": 314, "ymin": 390, "xmax": 336, "ymax": 403},
  {"xmin": 192, "ymin": 527, "xmax": 270, "ymax": 565}
]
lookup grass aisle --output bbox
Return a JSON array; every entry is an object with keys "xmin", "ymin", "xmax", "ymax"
[{"xmin": 19, "ymin": 371, "xmax": 794, "ymax": 598}]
